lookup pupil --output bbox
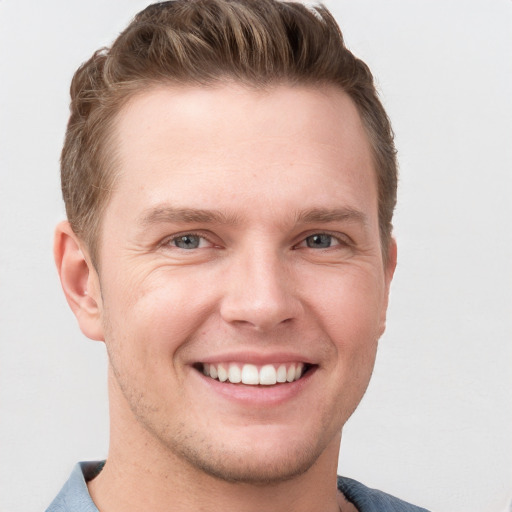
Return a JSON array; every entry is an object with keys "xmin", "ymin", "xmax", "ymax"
[
  {"xmin": 176, "ymin": 235, "xmax": 200, "ymax": 249},
  {"xmin": 307, "ymin": 234, "xmax": 330, "ymax": 248}
]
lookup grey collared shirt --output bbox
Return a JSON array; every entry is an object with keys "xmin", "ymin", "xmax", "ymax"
[{"xmin": 46, "ymin": 461, "xmax": 430, "ymax": 512}]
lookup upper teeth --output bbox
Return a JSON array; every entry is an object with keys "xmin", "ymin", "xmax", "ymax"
[{"xmin": 202, "ymin": 363, "xmax": 305, "ymax": 386}]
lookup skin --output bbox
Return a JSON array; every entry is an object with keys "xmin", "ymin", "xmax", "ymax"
[{"xmin": 55, "ymin": 84, "xmax": 396, "ymax": 512}]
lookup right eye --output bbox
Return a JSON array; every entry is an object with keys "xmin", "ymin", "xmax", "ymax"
[{"xmin": 168, "ymin": 234, "xmax": 209, "ymax": 249}]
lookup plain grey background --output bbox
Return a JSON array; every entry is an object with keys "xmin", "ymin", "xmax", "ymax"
[{"xmin": 0, "ymin": 1, "xmax": 511, "ymax": 511}]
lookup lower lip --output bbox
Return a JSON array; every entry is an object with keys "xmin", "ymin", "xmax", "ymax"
[{"xmin": 192, "ymin": 366, "xmax": 317, "ymax": 407}]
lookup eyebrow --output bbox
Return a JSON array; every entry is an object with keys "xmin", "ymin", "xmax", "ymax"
[
  {"xmin": 139, "ymin": 205, "xmax": 368, "ymax": 228},
  {"xmin": 139, "ymin": 206, "xmax": 240, "ymax": 226},
  {"xmin": 295, "ymin": 207, "xmax": 368, "ymax": 226}
]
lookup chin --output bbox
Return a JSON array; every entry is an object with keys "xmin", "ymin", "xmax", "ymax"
[
  {"xmin": 155, "ymin": 416, "xmax": 342, "ymax": 486},
  {"xmin": 174, "ymin": 440, "xmax": 321, "ymax": 486}
]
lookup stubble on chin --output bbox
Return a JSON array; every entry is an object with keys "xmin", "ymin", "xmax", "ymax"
[{"xmin": 164, "ymin": 427, "xmax": 323, "ymax": 486}]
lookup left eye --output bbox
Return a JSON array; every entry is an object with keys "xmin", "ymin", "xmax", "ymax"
[
  {"xmin": 171, "ymin": 234, "xmax": 207, "ymax": 249},
  {"xmin": 303, "ymin": 234, "xmax": 339, "ymax": 249}
]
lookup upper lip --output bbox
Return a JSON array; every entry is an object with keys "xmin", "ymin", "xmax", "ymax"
[{"xmin": 190, "ymin": 351, "xmax": 316, "ymax": 366}]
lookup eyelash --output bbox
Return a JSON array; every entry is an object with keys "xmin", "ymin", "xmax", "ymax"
[
  {"xmin": 161, "ymin": 232, "xmax": 216, "ymax": 250},
  {"xmin": 295, "ymin": 232, "xmax": 351, "ymax": 250},
  {"xmin": 160, "ymin": 231, "xmax": 351, "ymax": 251}
]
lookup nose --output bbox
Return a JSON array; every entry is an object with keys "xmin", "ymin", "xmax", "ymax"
[{"xmin": 219, "ymin": 245, "xmax": 302, "ymax": 332}]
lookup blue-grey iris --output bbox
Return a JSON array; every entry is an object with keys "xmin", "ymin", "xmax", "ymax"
[
  {"xmin": 306, "ymin": 234, "xmax": 332, "ymax": 248},
  {"xmin": 174, "ymin": 235, "xmax": 201, "ymax": 249}
]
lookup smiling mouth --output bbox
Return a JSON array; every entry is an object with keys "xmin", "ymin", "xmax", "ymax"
[{"xmin": 195, "ymin": 362, "xmax": 313, "ymax": 386}]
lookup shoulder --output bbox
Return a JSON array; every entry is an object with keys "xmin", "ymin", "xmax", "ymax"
[
  {"xmin": 337, "ymin": 476, "xmax": 431, "ymax": 512},
  {"xmin": 45, "ymin": 461, "xmax": 104, "ymax": 512}
]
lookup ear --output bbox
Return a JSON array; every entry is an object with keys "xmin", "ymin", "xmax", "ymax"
[
  {"xmin": 385, "ymin": 237, "xmax": 398, "ymax": 286},
  {"xmin": 378, "ymin": 237, "xmax": 398, "ymax": 336},
  {"xmin": 54, "ymin": 221, "xmax": 105, "ymax": 341}
]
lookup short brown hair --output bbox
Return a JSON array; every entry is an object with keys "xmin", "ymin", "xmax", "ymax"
[{"xmin": 61, "ymin": 0, "xmax": 397, "ymax": 263}]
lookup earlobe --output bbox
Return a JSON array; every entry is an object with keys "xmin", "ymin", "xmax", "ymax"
[{"xmin": 54, "ymin": 221, "xmax": 105, "ymax": 341}]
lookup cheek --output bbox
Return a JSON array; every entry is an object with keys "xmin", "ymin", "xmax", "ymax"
[
  {"xmin": 101, "ymin": 265, "xmax": 219, "ymax": 358},
  {"xmin": 302, "ymin": 266, "xmax": 385, "ymax": 345}
]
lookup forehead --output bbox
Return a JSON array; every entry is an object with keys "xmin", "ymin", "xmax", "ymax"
[
  {"xmin": 107, "ymin": 83, "xmax": 377, "ymax": 224},
  {"xmin": 114, "ymin": 83, "xmax": 371, "ymax": 161}
]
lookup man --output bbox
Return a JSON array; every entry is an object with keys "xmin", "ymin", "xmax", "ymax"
[{"xmin": 48, "ymin": 1, "xmax": 429, "ymax": 511}]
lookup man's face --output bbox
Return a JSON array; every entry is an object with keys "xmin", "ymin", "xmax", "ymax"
[{"xmin": 89, "ymin": 84, "xmax": 395, "ymax": 483}]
